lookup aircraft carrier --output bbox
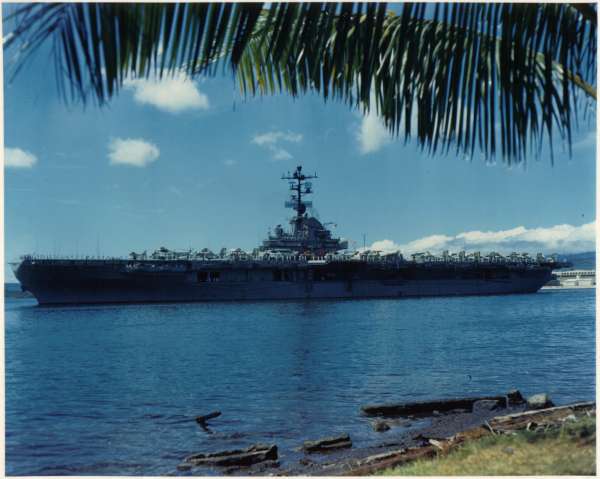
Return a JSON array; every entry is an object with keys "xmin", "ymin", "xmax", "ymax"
[{"xmin": 12, "ymin": 166, "xmax": 566, "ymax": 305}]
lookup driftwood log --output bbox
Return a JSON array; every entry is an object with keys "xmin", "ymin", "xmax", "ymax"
[
  {"xmin": 335, "ymin": 446, "xmax": 437, "ymax": 476},
  {"xmin": 179, "ymin": 443, "xmax": 278, "ymax": 469},
  {"xmin": 361, "ymin": 391, "xmax": 525, "ymax": 417},
  {"xmin": 303, "ymin": 434, "xmax": 352, "ymax": 453},
  {"xmin": 488, "ymin": 401, "xmax": 595, "ymax": 432}
]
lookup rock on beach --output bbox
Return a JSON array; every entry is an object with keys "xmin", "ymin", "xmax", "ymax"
[
  {"xmin": 372, "ymin": 420, "xmax": 391, "ymax": 432},
  {"xmin": 527, "ymin": 393, "xmax": 555, "ymax": 409}
]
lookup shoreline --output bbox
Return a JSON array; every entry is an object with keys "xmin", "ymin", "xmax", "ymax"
[
  {"xmin": 177, "ymin": 393, "xmax": 595, "ymax": 476},
  {"xmin": 371, "ymin": 404, "xmax": 595, "ymax": 476},
  {"xmin": 278, "ymin": 400, "xmax": 595, "ymax": 476}
]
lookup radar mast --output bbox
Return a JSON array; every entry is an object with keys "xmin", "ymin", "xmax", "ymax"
[
  {"xmin": 260, "ymin": 166, "xmax": 347, "ymax": 253},
  {"xmin": 282, "ymin": 165, "xmax": 317, "ymax": 235}
]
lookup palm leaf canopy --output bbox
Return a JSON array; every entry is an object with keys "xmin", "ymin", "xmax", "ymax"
[{"xmin": 3, "ymin": 2, "xmax": 597, "ymax": 164}]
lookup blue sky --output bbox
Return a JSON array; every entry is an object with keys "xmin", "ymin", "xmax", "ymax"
[{"xmin": 3, "ymin": 17, "xmax": 596, "ymax": 281}]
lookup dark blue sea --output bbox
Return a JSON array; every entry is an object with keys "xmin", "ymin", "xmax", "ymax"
[{"xmin": 5, "ymin": 289, "xmax": 595, "ymax": 475}]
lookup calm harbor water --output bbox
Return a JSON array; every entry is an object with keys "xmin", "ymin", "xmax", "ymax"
[{"xmin": 5, "ymin": 289, "xmax": 595, "ymax": 475}]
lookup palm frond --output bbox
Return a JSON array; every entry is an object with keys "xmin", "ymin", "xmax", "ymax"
[
  {"xmin": 237, "ymin": 3, "xmax": 597, "ymax": 165},
  {"xmin": 4, "ymin": 3, "xmax": 265, "ymax": 104},
  {"xmin": 3, "ymin": 2, "xmax": 597, "ymax": 165}
]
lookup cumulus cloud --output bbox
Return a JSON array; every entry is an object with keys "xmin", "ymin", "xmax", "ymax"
[
  {"xmin": 108, "ymin": 138, "xmax": 160, "ymax": 167},
  {"xmin": 124, "ymin": 73, "xmax": 209, "ymax": 113},
  {"xmin": 4, "ymin": 147, "xmax": 37, "ymax": 168},
  {"xmin": 367, "ymin": 222, "xmax": 595, "ymax": 255},
  {"xmin": 251, "ymin": 130, "xmax": 303, "ymax": 161},
  {"xmin": 356, "ymin": 108, "xmax": 392, "ymax": 154},
  {"xmin": 252, "ymin": 131, "xmax": 303, "ymax": 145}
]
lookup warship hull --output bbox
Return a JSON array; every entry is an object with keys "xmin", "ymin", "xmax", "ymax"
[{"xmin": 14, "ymin": 259, "xmax": 553, "ymax": 306}]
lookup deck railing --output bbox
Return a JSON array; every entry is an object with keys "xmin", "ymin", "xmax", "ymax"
[{"xmin": 20, "ymin": 251, "xmax": 563, "ymax": 267}]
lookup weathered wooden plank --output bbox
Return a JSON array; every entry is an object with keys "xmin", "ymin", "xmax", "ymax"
[
  {"xmin": 490, "ymin": 401, "xmax": 595, "ymax": 423},
  {"xmin": 341, "ymin": 446, "xmax": 437, "ymax": 476},
  {"xmin": 180, "ymin": 443, "xmax": 278, "ymax": 469},
  {"xmin": 303, "ymin": 434, "xmax": 352, "ymax": 453},
  {"xmin": 361, "ymin": 395, "xmax": 509, "ymax": 417},
  {"xmin": 489, "ymin": 402, "xmax": 595, "ymax": 431}
]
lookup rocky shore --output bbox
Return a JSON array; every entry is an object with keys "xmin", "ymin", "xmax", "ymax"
[{"xmin": 175, "ymin": 390, "xmax": 595, "ymax": 476}]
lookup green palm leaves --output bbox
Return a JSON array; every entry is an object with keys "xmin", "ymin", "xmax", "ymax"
[
  {"xmin": 3, "ymin": 3, "xmax": 596, "ymax": 164},
  {"xmin": 4, "ymin": 3, "xmax": 264, "ymax": 102}
]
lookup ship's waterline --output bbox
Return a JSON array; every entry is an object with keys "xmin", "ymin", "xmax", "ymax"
[{"xmin": 13, "ymin": 166, "xmax": 568, "ymax": 305}]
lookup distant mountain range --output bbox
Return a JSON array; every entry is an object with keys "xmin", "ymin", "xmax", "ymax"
[{"xmin": 559, "ymin": 251, "xmax": 596, "ymax": 270}]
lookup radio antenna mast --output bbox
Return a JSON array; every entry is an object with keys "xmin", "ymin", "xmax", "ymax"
[{"xmin": 281, "ymin": 165, "xmax": 317, "ymax": 234}]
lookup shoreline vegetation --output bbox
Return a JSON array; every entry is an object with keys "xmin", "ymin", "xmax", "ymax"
[{"xmin": 379, "ymin": 413, "xmax": 595, "ymax": 476}]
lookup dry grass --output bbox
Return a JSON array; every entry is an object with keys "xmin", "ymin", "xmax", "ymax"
[{"xmin": 380, "ymin": 415, "xmax": 595, "ymax": 476}]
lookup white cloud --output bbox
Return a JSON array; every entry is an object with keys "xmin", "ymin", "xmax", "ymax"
[
  {"xmin": 272, "ymin": 149, "xmax": 293, "ymax": 161},
  {"xmin": 367, "ymin": 222, "xmax": 595, "ymax": 255},
  {"xmin": 108, "ymin": 138, "xmax": 160, "ymax": 167},
  {"xmin": 223, "ymin": 159, "xmax": 238, "ymax": 167},
  {"xmin": 251, "ymin": 130, "xmax": 303, "ymax": 161},
  {"xmin": 252, "ymin": 131, "xmax": 303, "ymax": 146},
  {"xmin": 456, "ymin": 226, "xmax": 527, "ymax": 244},
  {"xmin": 124, "ymin": 73, "xmax": 209, "ymax": 113},
  {"xmin": 4, "ymin": 147, "xmax": 37, "ymax": 168},
  {"xmin": 356, "ymin": 108, "xmax": 392, "ymax": 154}
]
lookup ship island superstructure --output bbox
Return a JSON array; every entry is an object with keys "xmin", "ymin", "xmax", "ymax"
[{"xmin": 13, "ymin": 166, "xmax": 568, "ymax": 305}]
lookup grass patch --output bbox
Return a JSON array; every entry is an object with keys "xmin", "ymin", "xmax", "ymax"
[{"xmin": 380, "ymin": 415, "xmax": 595, "ymax": 476}]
